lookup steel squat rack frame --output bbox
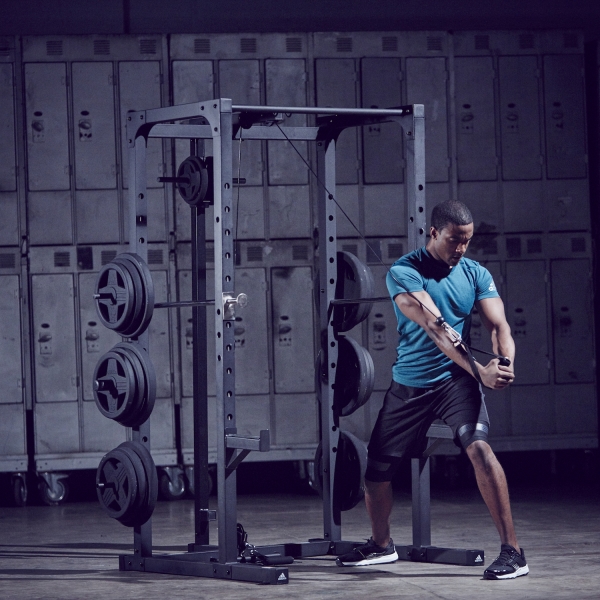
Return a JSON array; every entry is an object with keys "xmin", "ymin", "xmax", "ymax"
[{"xmin": 118, "ymin": 99, "xmax": 478, "ymax": 585}]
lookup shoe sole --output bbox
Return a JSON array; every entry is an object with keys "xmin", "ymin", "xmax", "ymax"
[
  {"xmin": 336, "ymin": 550, "xmax": 399, "ymax": 567},
  {"xmin": 484, "ymin": 565, "xmax": 529, "ymax": 580}
]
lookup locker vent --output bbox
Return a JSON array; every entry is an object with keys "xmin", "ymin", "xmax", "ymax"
[
  {"xmin": 292, "ymin": 244, "xmax": 309, "ymax": 261},
  {"xmin": 93, "ymin": 39, "xmax": 111, "ymax": 55},
  {"xmin": 100, "ymin": 250, "xmax": 118, "ymax": 265},
  {"xmin": 571, "ymin": 237, "xmax": 586, "ymax": 253},
  {"xmin": 46, "ymin": 40, "xmax": 63, "ymax": 56},
  {"xmin": 336, "ymin": 37, "xmax": 353, "ymax": 52},
  {"xmin": 342, "ymin": 244, "xmax": 358, "ymax": 256},
  {"xmin": 206, "ymin": 246, "xmax": 215, "ymax": 263},
  {"xmin": 366, "ymin": 239, "xmax": 382, "ymax": 263},
  {"xmin": 247, "ymin": 246, "xmax": 263, "ymax": 262},
  {"xmin": 240, "ymin": 38, "xmax": 257, "ymax": 53},
  {"xmin": 0, "ymin": 253, "xmax": 16, "ymax": 269},
  {"xmin": 426, "ymin": 36, "xmax": 443, "ymax": 52},
  {"xmin": 506, "ymin": 237, "xmax": 522, "ymax": 258},
  {"xmin": 54, "ymin": 251, "xmax": 71, "ymax": 267},
  {"xmin": 388, "ymin": 243, "xmax": 404, "ymax": 259},
  {"xmin": 563, "ymin": 33, "xmax": 579, "ymax": 49},
  {"xmin": 147, "ymin": 249, "xmax": 164, "ymax": 265},
  {"xmin": 139, "ymin": 39, "xmax": 157, "ymax": 55},
  {"xmin": 382, "ymin": 36, "xmax": 398, "ymax": 52},
  {"xmin": 474, "ymin": 35, "xmax": 490, "ymax": 50},
  {"xmin": 286, "ymin": 37, "xmax": 302, "ymax": 52},
  {"xmin": 527, "ymin": 238, "xmax": 542, "ymax": 254},
  {"xmin": 194, "ymin": 38, "xmax": 211, "ymax": 53},
  {"xmin": 0, "ymin": 38, "xmax": 11, "ymax": 56},
  {"xmin": 518, "ymin": 33, "xmax": 535, "ymax": 49}
]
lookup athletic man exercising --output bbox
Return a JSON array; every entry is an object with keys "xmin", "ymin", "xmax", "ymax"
[{"xmin": 337, "ymin": 200, "xmax": 528, "ymax": 580}]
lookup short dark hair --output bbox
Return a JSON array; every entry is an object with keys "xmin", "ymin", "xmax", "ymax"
[{"xmin": 430, "ymin": 201, "xmax": 473, "ymax": 231}]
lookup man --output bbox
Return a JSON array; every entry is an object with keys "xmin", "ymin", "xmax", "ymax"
[{"xmin": 336, "ymin": 200, "xmax": 528, "ymax": 580}]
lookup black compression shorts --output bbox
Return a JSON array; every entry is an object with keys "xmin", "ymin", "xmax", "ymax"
[{"xmin": 366, "ymin": 371, "xmax": 490, "ymax": 482}]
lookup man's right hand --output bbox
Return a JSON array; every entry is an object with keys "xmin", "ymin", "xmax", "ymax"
[{"xmin": 479, "ymin": 359, "xmax": 515, "ymax": 390}]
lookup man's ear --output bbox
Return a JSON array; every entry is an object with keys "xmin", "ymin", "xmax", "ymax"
[{"xmin": 430, "ymin": 226, "xmax": 438, "ymax": 239}]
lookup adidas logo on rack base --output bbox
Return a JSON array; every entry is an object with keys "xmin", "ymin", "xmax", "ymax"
[{"xmin": 277, "ymin": 572, "xmax": 287, "ymax": 581}]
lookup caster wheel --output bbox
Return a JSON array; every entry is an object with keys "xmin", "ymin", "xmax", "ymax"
[
  {"xmin": 38, "ymin": 476, "xmax": 69, "ymax": 506},
  {"xmin": 159, "ymin": 469, "xmax": 186, "ymax": 501},
  {"xmin": 12, "ymin": 476, "xmax": 27, "ymax": 507}
]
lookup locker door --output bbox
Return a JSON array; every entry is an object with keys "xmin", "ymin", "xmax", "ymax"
[
  {"xmin": 218, "ymin": 60, "xmax": 263, "ymax": 186},
  {"xmin": 265, "ymin": 59, "xmax": 308, "ymax": 185},
  {"xmin": 119, "ymin": 61, "xmax": 164, "ymax": 189},
  {"xmin": 505, "ymin": 261, "xmax": 549, "ymax": 385},
  {"xmin": 315, "ymin": 59, "xmax": 359, "ymax": 184},
  {"xmin": 551, "ymin": 259, "xmax": 594, "ymax": 383},
  {"xmin": 360, "ymin": 58, "xmax": 403, "ymax": 184},
  {"xmin": 469, "ymin": 261, "xmax": 502, "ymax": 357},
  {"xmin": 0, "ymin": 275, "xmax": 23, "ymax": 404},
  {"xmin": 148, "ymin": 270, "xmax": 172, "ymax": 399},
  {"xmin": 0, "ymin": 63, "xmax": 16, "ymax": 191},
  {"xmin": 454, "ymin": 57, "xmax": 497, "ymax": 182},
  {"xmin": 24, "ymin": 63, "xmax": 70, "ymax": 191},
  {"xmin": 543, "ymin": 55, "xmax": 587, "ymax": 179},
  {"xmin": 405, "ymin": 57, "xmax": 449, "ymax": 183},
  {"xmin": 31, "ymin": 274, "xmax": 78, "ymax": 402},
  {"xmin": 498, "ymin": 56, "xmax": 542, "ymax": 181},
  {"xmin": 271, "ymin": 266, "xmax": 315, "ymax": 393}
]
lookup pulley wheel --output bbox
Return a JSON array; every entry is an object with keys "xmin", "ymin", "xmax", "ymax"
[
  {"xmin": 334, "ymin": 335, "xmax": 375, "ymax": 417},
  {"xmin": 94, "ymin": 262, "xmax": 136, "ymax": 333},
  {"xmin": 313, "ymin": 430, "xmax": 368, "ymax": 512},
  {"xmin": 333, "ymin": 251, "xmax": 374, "ymax": 332},
  {"xmin": 177, "ymin": 155, "xmax": 209, "ymax": 206}
]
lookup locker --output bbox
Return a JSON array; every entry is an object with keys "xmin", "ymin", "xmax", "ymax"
[
  {"xmin": 268, "ymin": 185, "xmax": 311, "ymax": 239},
  {"xmin": 543, "ymin": 54, "xmax": 587, "ymax": 179},
  {"xmin": 218, "ymin": 60, "xmax": 263, "ymax": 186},
  {"xmin": 235, "ymin": 396, "xmax": 270, "ymax": 440},
  {"xmin": 265, "ymin": 59, "xmax": 309, "ymax": 186},
  {"xmin": 0, "ymin": 275, "xmax": 23, "ymax": 404},
  {"xmin": 75, "ymin": 190, "xmax": 120, "ymax": 244},
  {"xmin": 0, "ymin": 63, "xmax": 16, "ymax": 192},
  {"xmin": 119, "ymin": 61, "xmax": 164, "ymax": 189},
  {"xmin": 335, "ymin": 185, "xmax": 360, "ymax": 238},
  {"xmin": 457, "ymin": 182, "xmax": 501, "ymax": 233},
  {"xmin": 35, "ymin": 402, "xmax": 80, "ymax": 454},
  {"xmin": 24, "ymin": 62, "xmax": 70, "ymax": 191},
  {"xmin": 554, "ymin": 384, "xmax": 597, "ymax": 435},
  {"xmin": 122, "ymin": 187, "xmax": 169, "ymax": 242},
  {"xmin": 81, "ymin": 401, "xmax": 126, "ymax": 452},
  {"xmin": 271, "ymin": 266, "xmax": 315, "ymax": 393},
  {"xmin": 364, "ymin": 185, "xmax": 405, "ymax": 237},
  {"xmin": 510, "ymin": 386, "xmax": 555, "ymax": 436},
  {"xmin": 315, "ymin": 59, "xmax": 359, "ymax": 184},
  {"xmin": 550, "ymin": 259, "xmax": 594, "ymax": 384},
  {"xmin": 0, "ymin": 404, "xmax": 26, "ymax": 456},
  {"xmin": 544, "ymin": 179, "xmax": 590, "ymax": 232},
  {"xmin": 31, "ymin": 274, "xmax": 78, "ymax": 402},
  {"xmin": 72, "ymin": 62, "xmax": 118, "ymax": 190},
  {"xmin": 484, "ymin": 388, "xmax": 511, "ymax": 438},
  {"xmin": 454, "ymin": 56, "xmax": 497, "ymax": 182},
  {"xmin": 149, "ymin": 398, "xmax": 176, "ymax": 452},
  {"xmin": 425, "ymin": 182, "xmax": 452, "ymax": 227},
  {"xmin": 503, "ymin": 181, "xmax": 544, "ymax": 233},
  {"xmin": 505, "ymin": 261, "xmax": 549, "ymax": 385},
  {"xmin": 468, "ymin": 261, "xmax": 502, "ymax": 357},
  {"xmin": 405, "ymin": 57, "xmax": 449, "ymax": 183},
  {"xmin": 0, "ymin": 193, "xmax": 19, "ymax": 252},
  {"xmin": 498, "ymin": 56, "xmax": 542, "ymax": 181},
  {"xmin": 274, "ymin": 394, "xmax": 318, "ymax": 445},
  {"xmin": 28, "ymin": 191, "xmax": 73, "ymax": 246},
  {"xmin": 360, "ymin": 58, "xmax": 403, "ymax": 184}
]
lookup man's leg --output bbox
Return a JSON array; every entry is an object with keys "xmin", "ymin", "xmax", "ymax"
[
  {"xmin": 365, "ymin": 479, "xmax": 394, "ymax": 547},
  {"xmin": 466, "ymin": 440, "xmax": 518, "ymax": 549}
]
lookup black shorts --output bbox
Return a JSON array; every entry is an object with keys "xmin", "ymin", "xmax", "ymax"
[{"xmin": 366, "ymin": 371, "xmax": 490, "ymax": 482}]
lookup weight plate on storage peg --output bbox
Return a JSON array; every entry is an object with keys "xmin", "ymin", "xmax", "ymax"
[
  {"xmin": 119, "ymin": 441, "xmax": 157, "ymax": 526},
  {"xmin": 177, "ymin": 156, "xmax": 209, "ymax": 206},
  {"xmin": 93, "ymin": 351, "xmax": 137, "ymax": 422},
  {"xmin": 96, "ymin": 447, "xmax": 139, "ymax": 523},
  {"xmin": 333, "ymin": 251, "xmax": 375, "ymax": 332},
  {"xmin": 94, "ymin": 262, "xmax": 137, "ymax": 333},
  {"xmin": 334, "ymin": 335, "xmax": 375, "ymax": 417}
]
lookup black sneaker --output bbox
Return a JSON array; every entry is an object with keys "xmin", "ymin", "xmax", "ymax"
[
  {"xmin": 483, "ymin": 544, "xmax": 529, "ymax": 580},
  {"xmin": 336, "ymin": 537, "xmax": 398, "ymax": 567}
]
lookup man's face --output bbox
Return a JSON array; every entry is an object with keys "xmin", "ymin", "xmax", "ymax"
[{"xmin": 429, "ymin": 222, "xmax": 474, "ymax": 267}]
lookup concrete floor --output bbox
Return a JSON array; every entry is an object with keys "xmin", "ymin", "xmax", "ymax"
[{"xmin": 1, "ymin": 481, "xmax": 599, "ymax": 600}]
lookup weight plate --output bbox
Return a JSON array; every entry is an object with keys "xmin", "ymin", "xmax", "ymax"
[
  {"xmin": 115, "ymin": 253, "xmax": 155, "ymax": 339},
  {"xmin": 112, "ymin": 255, "xmax": 145, "ymax": 338},
  {"xmin": 120, "ymin": 441, "xmax": 158, "ymax": 526},
  {"xmin": 333, "ymin": 251, "xmax": 375, "ymax": 332},
  {"xmin": 109, "ymin": 345, "xmax": 146, "ymax": 427},
  {"xmin": 334, "ymin": 335, "xmax": 375, "ymax": 417},
  {"xmin": 313, "ymin": 430, "xmax": 368, "ymax": 512},
  {"xmin": 115, "ymin": 445, "xmax": 147, "ymax": 526},
  {"xmin": 177, "ymin": 156, "xmax": 209, "ymax": 207},
  {"xmin": 93, "ymin": 351, "xmax": 137, "ymax": 423},
  {"xmin": 94, "ymin": 262, "xmax": 136, "ymax": 333},
  {"xmin": 96, "ymin": 447, "xmax": 139, "ymax": 522}
]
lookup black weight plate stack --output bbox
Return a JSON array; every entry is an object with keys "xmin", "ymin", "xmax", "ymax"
[
  {"xmin": 118, "ymin": 441, "xmax": 157, "ymax": 526},
  {"xmin": 96, "ymin": 447, "xmax": 139, "ymax": 524},
  {"xmin": 112, "ymin": 253, "xmax": 155, "ymax": 339},
  {"xmin": 94, "ymin": 261, "xmax": 136, "ymax": 333},
  {"xmin": 313, "ymin": 430, "xmax": 368, "ymax": 512},
  {"xmin": 177, "ymin": 155, "xmax": 209, "ymax": 206},
  {"xmin": 334, "ymin": 335, "xmax": 375, "ymax": 417},
  {"xmin": 333, "ymin": 251, "xmax": 375, "ymax": 333}
]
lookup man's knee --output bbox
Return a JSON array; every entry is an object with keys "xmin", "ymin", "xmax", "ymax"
[{"xmin": 466, "ymin": 439, "xmax": 496, "ymax": 470}]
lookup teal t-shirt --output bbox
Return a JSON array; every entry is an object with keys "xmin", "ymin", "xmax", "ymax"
[{"xmin": 386, "ymin": 247, "xmax": 499, "ymax": 388}]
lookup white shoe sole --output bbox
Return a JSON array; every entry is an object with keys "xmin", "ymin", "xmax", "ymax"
[
  {"xmin": 337, "ymin": 550, "xmax": 399, "ymax": 567},
  {"xmin": 485, "ymin": 564, "xmax": 529, "ymax": 580}
]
